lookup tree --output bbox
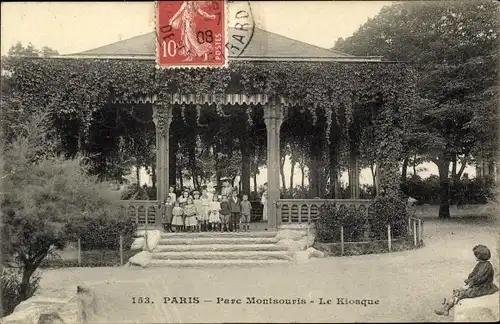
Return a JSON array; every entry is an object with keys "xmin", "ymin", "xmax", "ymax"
[
  {"xmin": 1, "ymin": 112, "xmax": 125, "ymax": 308},
  {"xmin": 334, "ymin": 0, "xmax": 499, "ymax": 218},
  {"xmin": 7, "ymin": 42, "xmax": 40, "ymax": 57}
]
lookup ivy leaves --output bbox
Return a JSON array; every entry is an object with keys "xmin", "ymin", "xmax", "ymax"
[{"xmin": 8, "ymin": 57, "xmax": 417, "ymax": 194}]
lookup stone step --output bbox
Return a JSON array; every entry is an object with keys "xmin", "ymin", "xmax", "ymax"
[
  {"xmin": 152, "ymin": 251, "xmax": 293, "ymax": 261},
  {"xmin": 148, "ymin": 259, "xmax": 291, "ymax": 268},
  {"xmin": 160, "ymin": 231, "xmax": 277, "ymax": 238},
  {"xmin": 158, "ymin": 237, "xmax": 278, "ymax": 245},
  {"xmin": 155, "ymin": 244, "xmax": 287, "ymax": 252}
]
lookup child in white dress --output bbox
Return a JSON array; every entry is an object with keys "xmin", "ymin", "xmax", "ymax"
[
  {"xmin": 171, "ymin": 201, "xmax": 184, "ymax": 232},
  {"xmin": 200, "ymin": 189, "xmax": 211, "ymax": 231},
  {"xmin": 209, "ymin": 195, "xmax": 221, "ymax": 232},
  {"xmin": 183, "ymin": 197, "xmax": 198, "ymax": 232}
]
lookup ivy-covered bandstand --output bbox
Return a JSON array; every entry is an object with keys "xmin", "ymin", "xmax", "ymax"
[{"xmin": 7, "ymin": 27, "xmax": 417, "ymax": 230}]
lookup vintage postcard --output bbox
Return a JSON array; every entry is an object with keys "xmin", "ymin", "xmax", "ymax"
[{"xmin": 1, "ymin": 1, "xmax": 498, "ymax": 323}]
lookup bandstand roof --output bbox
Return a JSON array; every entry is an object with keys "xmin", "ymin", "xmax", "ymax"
[{"xmin": 62, "ymin": 27, "xmax": 383, "ymax": 62}]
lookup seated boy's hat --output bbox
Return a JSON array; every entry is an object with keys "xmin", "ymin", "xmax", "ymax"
[
  {"xmin": 193, "ymin": 190, "xmax": 200, "ymax": 195},
  {"xmin": 473, "ymin": 245, "xmax": 491, "ymax": 261}
]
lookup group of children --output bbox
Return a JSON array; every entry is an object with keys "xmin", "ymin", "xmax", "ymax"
[{"xmin": 161, "ymin": 186, "xmax": 252, "ymax": 233}]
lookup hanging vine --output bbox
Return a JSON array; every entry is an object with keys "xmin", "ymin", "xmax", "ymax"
[{"xmin": 6, "ymin": 57, "xmax": 417, "ymax": 194}]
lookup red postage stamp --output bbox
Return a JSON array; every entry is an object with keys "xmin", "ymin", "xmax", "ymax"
[{"xmin": 156, "ymin": 1, "xmax": 227, "ymax": 68}]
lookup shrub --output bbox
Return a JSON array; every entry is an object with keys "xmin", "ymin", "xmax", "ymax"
[
  {"xmin": 342, "ymin": 205, "xmax": 366, "ymax": 241},
  {"xmin": 66, "ymin": 217, "xmax": 137, "ymax": 250},
  {"xmin": 315, "ymin": 203, "xmax": 366, "ymax": 243},
  {"xmin": 401, "ymin": 174, "xmax": 495, "ymax": 205},
  {"xmin": 2, "ymin": 131, "xmax": 126, "ymax": 312},
  {"xmin": 369, "ymin": 195, "xmax": 408, "ymax": 239},
  {"xmin": 1, "ymin": 267, "xmax": 42, "ymax": 317},
  {"xmin": 315, "ymin": 204, "xmax": 340, "ymax": 242}
]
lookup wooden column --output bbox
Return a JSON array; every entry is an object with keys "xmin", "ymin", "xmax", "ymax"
[
  {"xmin": 264, "ymin": 98, "xmax": 285, "ymax": 230},
  {"xmin": 152, "ymin": 103, "xmax": 173, "ymax": 227}
]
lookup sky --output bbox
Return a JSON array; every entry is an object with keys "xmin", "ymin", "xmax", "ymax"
[
  {"xmin": 1, "ymin": 1, "xmax": 392, "ymax": 55},
  {"xmin": 1, "ymin": 1, "xmax": 475, "ymax": 187}
]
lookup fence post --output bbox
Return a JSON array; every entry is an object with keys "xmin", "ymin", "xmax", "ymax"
[
  {"xmin": 77, "ymin": 238, "xmax": 81, "ymax": 266},
  {"xmin": 340, "ymin": 226, "xmax": 344, "ymax": 256},
  {"xmin": 387, "ymin": 225, "xmax": 392, "ymax": 251},
  {"xmin": 119, "ymin": 235, "xmax": 124, "ymax": 266},
  {"xmin": 418, "ymin": 219, "xmax": 423, "ymax": 244},
  {"xmin": 413, "ymin": 220, "xmax": 417, "ymax": 246}
]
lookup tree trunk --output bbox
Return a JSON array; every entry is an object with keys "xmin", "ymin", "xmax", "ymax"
[
  {"xmin": 213, "ymin": 143, "xmax": 222, "ymax": 189},
  {"xmin": 309, "ymin": 136, "xmax": 323, "ymax": 198},
  {"xmin": 178, "ymin": 169, "xmax": 184, "ymax": 190},
  {"xmin": 348, "ymin": 141, "xmax": 359, "ymax": 199},
  {"xmin": 253, "ymin": 161, "xmax": 258, "ymax": 194},
  {"xmin": 437, "ymin": 157, "xmax": 451, "ymax": 219},
  {"xmin": 289, "ymin": 160, "xmax": 296, "ymax": 192},
  {"xmin": 319, "ymin": 166, "xmax": 327, "ymax": 197},
  {"xmin": 240, "ymin": 131, "xmax": 251, "ymax": 196},
  {"xmin": 136, "ymin": 166, "xmax": 140, "ymax": 186},
  {"xmin": 456, "ymin": 156, "xmax": 468, "ymax": 180},
  {"xmin": 300, "ymin": 164, "xmax": 305, "ymax": 189},
  {"xmin": 401, "ymin": 155, "xmax": 409, "ymax": 182},
  {"xmin": 370, "ymin": 163, "xmax": 377, "ymax": 198},
  {"xmin": 151, "ymin": 165, "xmax": 156, "ymax": 188},
  {"xmin": 413, "ymin": 153, "xmax": 417, "ymax": 175},
  {"xmin": 19, "ymin": 265, "xmax": 36, "ymax": 301},
  {"xmin": 280, "ymin": 155, "xmax": 287, "ymax": 191},
  {"xmin": 253, "ymin": 173, "xmax": 257, "ymax": 194},
  {"xmin": 451, "ymin": 154, "xmax": 457, "ymax": 180},
  {"xmin": 328, "ymin": 140, "xmax": 339, "ymax": 199}
]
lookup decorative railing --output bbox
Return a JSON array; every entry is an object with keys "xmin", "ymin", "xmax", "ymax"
[
  {"xmin": 122, "ymin": 200, "xmax": 160, "ymax": 228},
  {"xmin": 277, "ymin": 199, "xmax": 372, "ymax": 224}
]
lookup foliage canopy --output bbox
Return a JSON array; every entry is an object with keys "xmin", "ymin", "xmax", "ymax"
[{"xmin": 5, "ymin": 57, "xmax": 418, "ymax": 193}]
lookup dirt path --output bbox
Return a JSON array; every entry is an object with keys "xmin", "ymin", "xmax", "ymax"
[{"xmin": 38, "ymin": 217, "xmax": 498, "ymax": 323}]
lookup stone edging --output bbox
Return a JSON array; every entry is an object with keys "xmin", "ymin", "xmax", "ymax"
[
  {"xmin": 452, "ymin": 292, "xmax": 499, "ymax": 322},
  {"xmin": 1, "ymin": 285, "xmax": 96, "ymax": 324},
  {"xmin": 275, "ymin": 229, "xmax": 326, "ymax": 263},
  {"xmin": 127, "ymin": 230, "xmax": 163, "ymax": 268}
]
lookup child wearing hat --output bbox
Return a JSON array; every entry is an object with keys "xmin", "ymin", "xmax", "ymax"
[{"xmin": 434, "ymin": 244, "xmax": 498, "ymax": 316}]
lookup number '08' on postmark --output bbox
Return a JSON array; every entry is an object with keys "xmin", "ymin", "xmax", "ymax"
[{"xmin": 156, "ymin": 1, "xmax": 227, "ymax": 68}]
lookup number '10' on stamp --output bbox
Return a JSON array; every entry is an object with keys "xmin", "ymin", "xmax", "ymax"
[{"xmin": 156, "ymin": 1, "xmax": 227, "ymax": 68}]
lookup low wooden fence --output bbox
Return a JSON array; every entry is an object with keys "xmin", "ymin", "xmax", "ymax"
[
  {"xmin": 408, "ymin": 216, "xmax": 424, "ymax": 245},
  {"xmin": 42, "ymin": 235, "xmax": 133, "ymax": 267}
]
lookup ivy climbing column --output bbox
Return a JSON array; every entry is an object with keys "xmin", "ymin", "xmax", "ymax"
[
  {"xmin": 152, "ymin": 102, "xmax": 173, "ymax": 227},
  {"xmin": 263, "ymin": 98, "xmax": 285, "ymax": 230},
  {"xmin": 348, "ymin": 143, "xmax": 360, "ymax": 199}
]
